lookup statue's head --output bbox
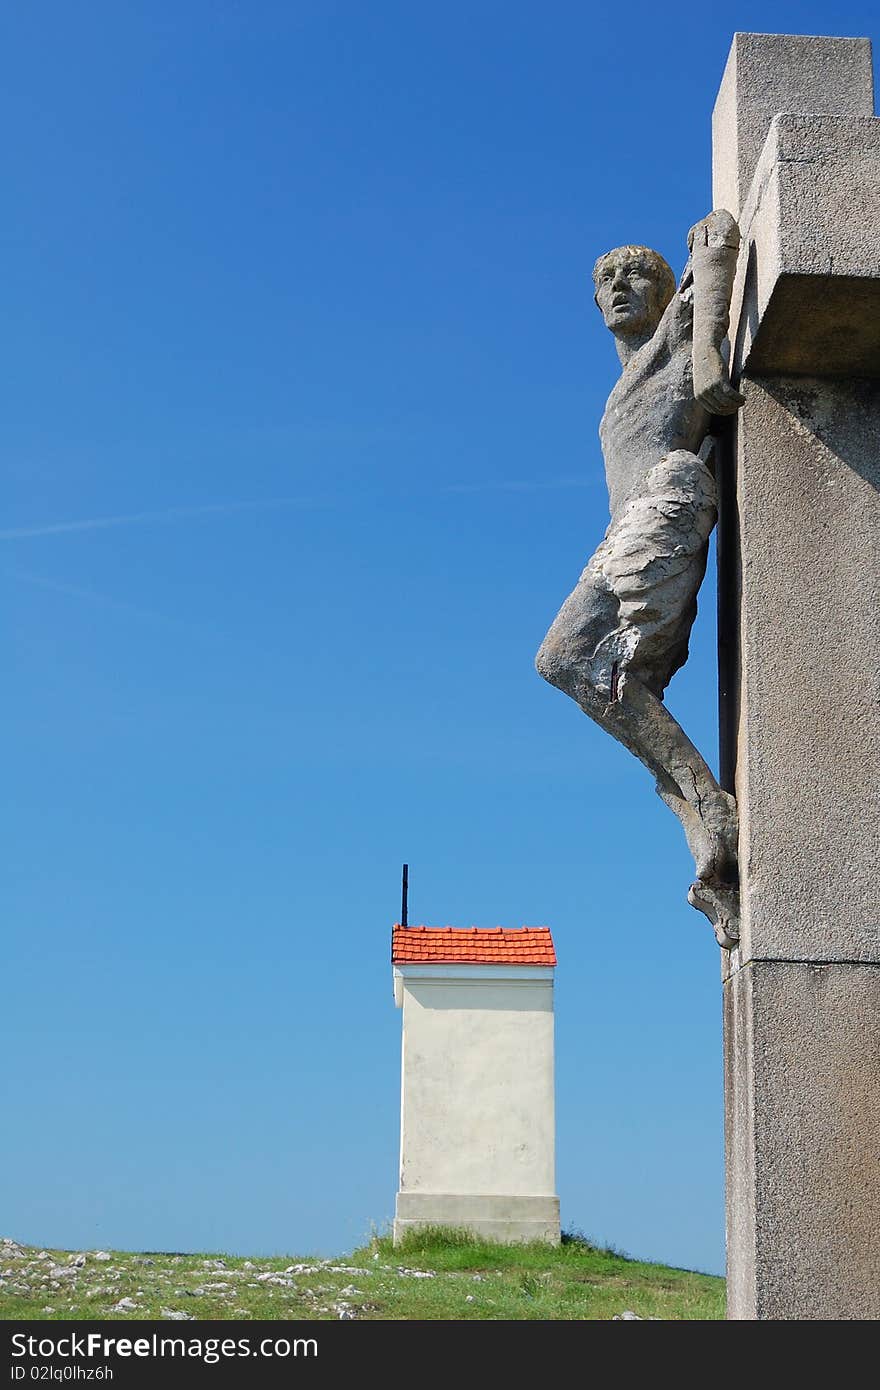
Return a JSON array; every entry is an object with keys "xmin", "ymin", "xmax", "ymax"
[{"xmin": 592, "ymin": 245, "xmax": 676, "ymax": 340}]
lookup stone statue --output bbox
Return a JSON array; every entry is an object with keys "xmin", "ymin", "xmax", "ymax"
[{"xmin": 535, "ymin": 211, "xmax": 743, "ymax": 947}]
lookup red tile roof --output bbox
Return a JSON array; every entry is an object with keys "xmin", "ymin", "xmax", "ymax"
[{"xmin": 391, "ymin": 925, "xmax": 556, "ymax": 966}]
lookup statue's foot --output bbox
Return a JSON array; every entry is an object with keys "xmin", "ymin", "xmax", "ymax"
[
  {"xmin": 692, "ymin": 788, "xmax": 739, "ymax": 885},
  {"xmin": 688, "ymin": 878, "xmax": 740, "ymax": 950}
]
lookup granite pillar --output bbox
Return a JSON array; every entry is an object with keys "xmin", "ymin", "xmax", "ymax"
[{"xmin": 713, "ymin": 33, "xmax": 880, "ymax": 1319}]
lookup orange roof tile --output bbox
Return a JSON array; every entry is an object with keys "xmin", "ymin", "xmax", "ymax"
[{"xmin": 391, "ymin": 924, "xmax": 556, "ymax": 966}]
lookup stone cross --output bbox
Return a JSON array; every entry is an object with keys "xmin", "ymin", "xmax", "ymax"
[{"xmin": 713, "ymin": 32, "xmax": 880, "ymax": 1320}]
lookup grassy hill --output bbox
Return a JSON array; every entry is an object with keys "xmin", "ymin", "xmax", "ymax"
[{"xmin": 0, "ymin": 1229, "xmax": 725, "ymax": 1321}]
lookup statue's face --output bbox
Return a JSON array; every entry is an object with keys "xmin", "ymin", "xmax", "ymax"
[{"xmin": 594, "ymin": 254, "xmax": 666, "ymax": 338}]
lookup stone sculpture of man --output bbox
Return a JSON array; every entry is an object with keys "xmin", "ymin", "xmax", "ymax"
[{"xmin": 535, "ymin": 211, "xmax": 743, "ymax": 945}]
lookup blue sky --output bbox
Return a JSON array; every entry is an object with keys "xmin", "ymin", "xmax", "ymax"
[{"xmin": 3, "ymin": 2, "xmax": 876, "ymax": 1280}]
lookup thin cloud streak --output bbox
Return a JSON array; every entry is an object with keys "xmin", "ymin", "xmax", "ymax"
[
  {"xmin": 0, "ymin": 495, "xmax": 328, "ymax": 541},
  {"xmin": 439, "ymin": 477, "xmax": 595, "ymax": 495},
  {"xmin": 1, "ymin": 477, "xmax": 596, "ymax": 541},
  {"xmin": 8, "ymin": 568, "xmax": 188, "ymax": 628}
]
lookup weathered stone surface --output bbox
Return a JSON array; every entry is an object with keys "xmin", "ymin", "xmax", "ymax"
[
  {"xmin": 730, "ymin": 114, "xmax": 880, "ymax": 377},
  {"xmin": 725, "ymin": 959, "xmax": 880, "ymax": 1319},
  {"xmin": 712, "ymin": 32, "xmax": 874, "ymax": 221},
  {"xmin": 724, "ymin": 374, "xmax": 880, "ymax": 966},
  {"xmin": 714, "ymin": 30, "xmax": 880, "ymax": 1323}
]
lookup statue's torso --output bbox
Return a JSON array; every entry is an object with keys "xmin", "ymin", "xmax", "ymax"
[{"xmin": 599, "ymin": 286, "xmax": 710, "ymax": 517}]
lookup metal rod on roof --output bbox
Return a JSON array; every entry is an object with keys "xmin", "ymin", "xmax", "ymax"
[{"xmin": 401, "ymin": 863, "xmax": 409, "ymax": 927}]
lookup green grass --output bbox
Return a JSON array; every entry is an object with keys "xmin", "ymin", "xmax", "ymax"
[{"xmin": 0, "ymin": 1230, "xmax": 725, "ymax": 1321}]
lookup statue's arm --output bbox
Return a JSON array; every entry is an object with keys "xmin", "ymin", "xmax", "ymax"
[{"xmin": 688, "ymin": 209, "xmax": 744, "ymax": 416}]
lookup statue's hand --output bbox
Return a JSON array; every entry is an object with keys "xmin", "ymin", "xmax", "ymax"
[{"xmin": 693, "ymin": 343, "xmax": 744, "ymax": 416}]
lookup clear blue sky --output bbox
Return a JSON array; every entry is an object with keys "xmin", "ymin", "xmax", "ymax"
[{"xmin": 3, "ymin": 2, "xmax": 876, "ymax": 1279}]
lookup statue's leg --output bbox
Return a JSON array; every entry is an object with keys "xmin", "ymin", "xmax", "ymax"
[
  {"xmin": 590, "ymin": 672, "xmax": 737, "ymax": 884},
  {"xmin": 592, "ymin": 449, "xmax": 737, "ymax": 884},
  {"xmin": 536, "ymin": 450, "xmax": 738, "ymax": 917},
  {"xmin": 599, "ymin": 674, "xmax": 739, "ymax": 947}
]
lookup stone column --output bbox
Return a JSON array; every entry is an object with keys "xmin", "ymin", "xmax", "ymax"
[{"xmin": 713, "ymin": 33, "xmax": 880, "ymax": 1319}]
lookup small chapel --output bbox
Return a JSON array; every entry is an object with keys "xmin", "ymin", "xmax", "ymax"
[{"xmin": 391, "ymin": 921, "xmax": 560, "ymax": 1245}]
